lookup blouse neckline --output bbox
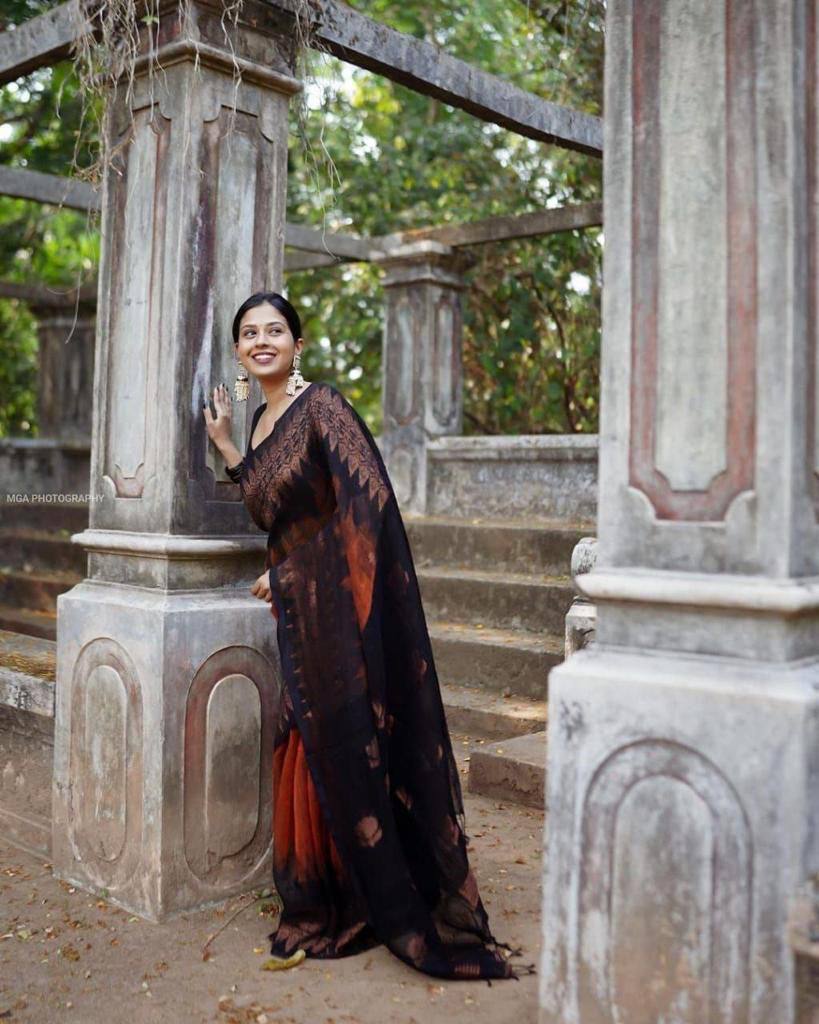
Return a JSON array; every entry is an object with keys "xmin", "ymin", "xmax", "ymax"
[{"xmin": 247, "ymin": 381, "xmax": 317, "ymax": 458}]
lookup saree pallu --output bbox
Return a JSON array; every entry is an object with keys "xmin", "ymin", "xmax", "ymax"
[{"xmin": 229, "ymin": 381, "xmax": 535, "ymax": 981}]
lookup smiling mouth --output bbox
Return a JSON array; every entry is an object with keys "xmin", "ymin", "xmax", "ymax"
[{"xmin": 252, "ymin": 352, "xmax": 277, "ymax": 363}]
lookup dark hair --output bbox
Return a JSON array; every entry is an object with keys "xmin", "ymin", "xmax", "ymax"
[{"xmin": 232, "ymin": 291, "xmax": 302, "ymax": 346}]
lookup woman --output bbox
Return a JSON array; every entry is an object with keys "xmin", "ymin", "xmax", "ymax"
[{"xmin": 204, "ymin": 291, "xmax": 535, "ymax": 982}]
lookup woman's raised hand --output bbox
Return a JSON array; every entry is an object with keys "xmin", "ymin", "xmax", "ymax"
[{"xmin": 203, "ymin": 383, "xmax": 233, "ymax": 445}]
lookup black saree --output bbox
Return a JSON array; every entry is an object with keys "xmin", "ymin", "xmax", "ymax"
[{"xmin": 226, "ymin": 380, "xmax": 535, "ymax": 981}]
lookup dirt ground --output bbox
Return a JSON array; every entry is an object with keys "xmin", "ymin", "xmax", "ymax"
[{"xmin": 0, "ymin": 732, "xmax": 544, "ymax": 1024}]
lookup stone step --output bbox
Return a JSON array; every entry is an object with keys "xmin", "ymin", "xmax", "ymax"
[
  {"xmin": 418, "ymin": 565, "xmax": 574, "ymax": 635},
  {"xmin": 0, "ymin": 605, "xmax": 57, "ymax": 642},
  {"xmin": 0, "ymin": 501, "xmax": 89, "ymax": 532},
  {"xmin": 0, "ymin": 630, "xmax": 56, "ymax": 860},
  {"xmin": 428, "ymin": 620, "xmax": 562, "ymax": 700},
  {"xmin": 440, "ymin": 680, "xmax": 546, "ymax": 740},
  {"xmin": 0, "ymin": 526, "xmax": 86, "ymax": 574},
  {"xmin": 468, "ymin": 730, "xmax": 546, "ymax": 809},
  {"xmin": 0, "ymin": 566, "xmax": 80, "ymax": 614},
  {"xmin": 404, "ymin": 513, "xmax": 592, "ymax": 576},
  {"xmin": 0, "ymin": 627, "xmax": 56, "ymax": 681}
]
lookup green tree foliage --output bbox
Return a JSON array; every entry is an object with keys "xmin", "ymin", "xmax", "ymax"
[
  {"xmin": 283, "ymin": 0, "xmax": 603, "ymax": 432},
  {"xmin": 0, "ymin": 0, "xmax": 603, "ymax": 438},
  {"xmin": 0, "ymin": 2, "xmax": 100, "ymax": 436}
]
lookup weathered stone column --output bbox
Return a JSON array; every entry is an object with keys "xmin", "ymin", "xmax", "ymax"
[
  {"xmin": 32, "ymin": 298, "xmax": 95, "ymax": 444},
  {"xmin": 540, "ymin": 2, "xmax": 819, "ymax": 1022},
  {"xmin": 53, "ymin": 0, "xmax": 301, "ymax": 920},
  {"xmin": 373, "ymin": 241, "xmax": 472, "ymax": 514}
]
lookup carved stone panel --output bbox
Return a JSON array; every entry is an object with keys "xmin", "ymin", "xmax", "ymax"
[
  {"xmin": 105, "ymin": 105, "xmax": 170, "ymax": 501},
  {"xmin": 204, "ymin": 675, "xmax": 261, "ymax": 861},
  {"xmin": 184, "ymin": 647, "xmax": 276, "ymax": 886},
  {"xmin": 431, "ymin": 292, "xmax": 460, "ymax": 431},
  {"xmin": 578, "ymin": 740, "xmax": 751, "ymax": 1024},
  {"xmin": 628, "ymin": 0, "xmax": 756, "ymax": 522},
  {"xmin": 68, "ymin": 638, "xmax": 144, "ymax": 891}
]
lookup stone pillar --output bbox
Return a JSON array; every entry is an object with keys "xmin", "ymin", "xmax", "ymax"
[
  {"xmin": 32, "ymin": 299, "xmax": 95, "ymax": 444},
  {"xmin": 540, "ymin": 2, "xmax": 819, "ymax": 1022},
  {"xmin": 52, "ymin": 0, "xmax": 301, "ymax": 921},
  {"xmin": 373, "ymin": 241, "xmax": 472, "ymax": 514}
]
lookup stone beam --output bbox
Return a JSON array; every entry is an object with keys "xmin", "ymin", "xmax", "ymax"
[
  {"xmin": 1, "ymin": 0, "xmax": 602, "ymax": 156},
  {"xmin": 378, "ymin": 200, "xmax": 603, "ymax": 249},
  {"xmin": 268, "ymin": 0, "xmax": 602, "ymax": 157},
  {"xmin": 0, "ymin": 1, "xmax": 82, "ymax": 85},
  {"xmin": 283, "ymin": 201, "xmax": 603, "ymax": 272},
  {"xmin": 0, "ymin": 280, "xmax": 97, "ymax": 305},
  {"xmin": 282, "ymin": 221, "xmax": 373, "ymax": 258},
  {"xmin": 0, "ymin": 163, "xmax": 600, "ymax": 265},
  {"xmin": 0, "ymin": 165, "xmax": 99, "ymax": 212}
]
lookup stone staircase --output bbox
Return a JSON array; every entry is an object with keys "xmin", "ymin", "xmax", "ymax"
[
  {"xmin": 0, "ymin": 501, "xmax": 87, "ymax": 640},
  {"xmin": 0, "ymin": 504, "xmax": 587, "ymax": 861},
  {"xmin": 0, "ymin": 502, "xmax": 86, "ymax": 857},
  {"xmin": 405, "ymin": 512, "xmax": 590, "ymax": 809},
  {"xmin": 0, "ymin": 628, "xmax": 55, "ymax": 857}
]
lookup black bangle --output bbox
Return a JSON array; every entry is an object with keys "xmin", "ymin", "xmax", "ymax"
[{"xmin": 225, "ymin": 460, "xmax": 244, "ymax": 483}]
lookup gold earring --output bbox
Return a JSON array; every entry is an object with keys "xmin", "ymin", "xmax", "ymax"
[
  {"xmin": 234, "ymin": 358, "xmax": 249, "ymax": 402},
  {"xmin": 286, "ymin": 350, "xmax": 305, "ymax": 396}
]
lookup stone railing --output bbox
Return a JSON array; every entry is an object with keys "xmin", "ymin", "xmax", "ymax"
[{"xmin": 564, "ymin": 535, "xmax": 597, "ymax": 658}]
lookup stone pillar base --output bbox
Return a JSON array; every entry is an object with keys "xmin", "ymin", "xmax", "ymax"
[
  {"xmin": 540, "ymin": 646, "xmax": 819, "ymax": 1024},
  {"xmin": 53, "ymin": 581, "xmax": 281, "ymax": 922}
]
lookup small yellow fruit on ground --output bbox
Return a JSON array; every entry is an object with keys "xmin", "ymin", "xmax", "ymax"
[{"xmin": 260, "ymin": 948, "xmax": 306, "ymax": 971}]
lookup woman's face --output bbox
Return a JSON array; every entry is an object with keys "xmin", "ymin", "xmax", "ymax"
[{"xmin": 235, "ymin": 301, "xmax": 302, "ymax": 382}]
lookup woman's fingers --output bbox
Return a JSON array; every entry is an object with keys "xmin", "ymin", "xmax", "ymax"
[
  {"xmin": 251, "ymin": 572, "xmax": 272, "ymax": 603},
  {"xmin": 250, "ymin": 570, "xmax": 276, "ymax": 616},
  {"xmin": 213, "ymin": 384, "xmax": 228, "ymax": 418}
]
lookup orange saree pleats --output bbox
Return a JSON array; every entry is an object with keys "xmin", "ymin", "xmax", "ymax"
[{"xmin": 273, "ymin": 722, "xmax": 344, "ymax": 885}]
